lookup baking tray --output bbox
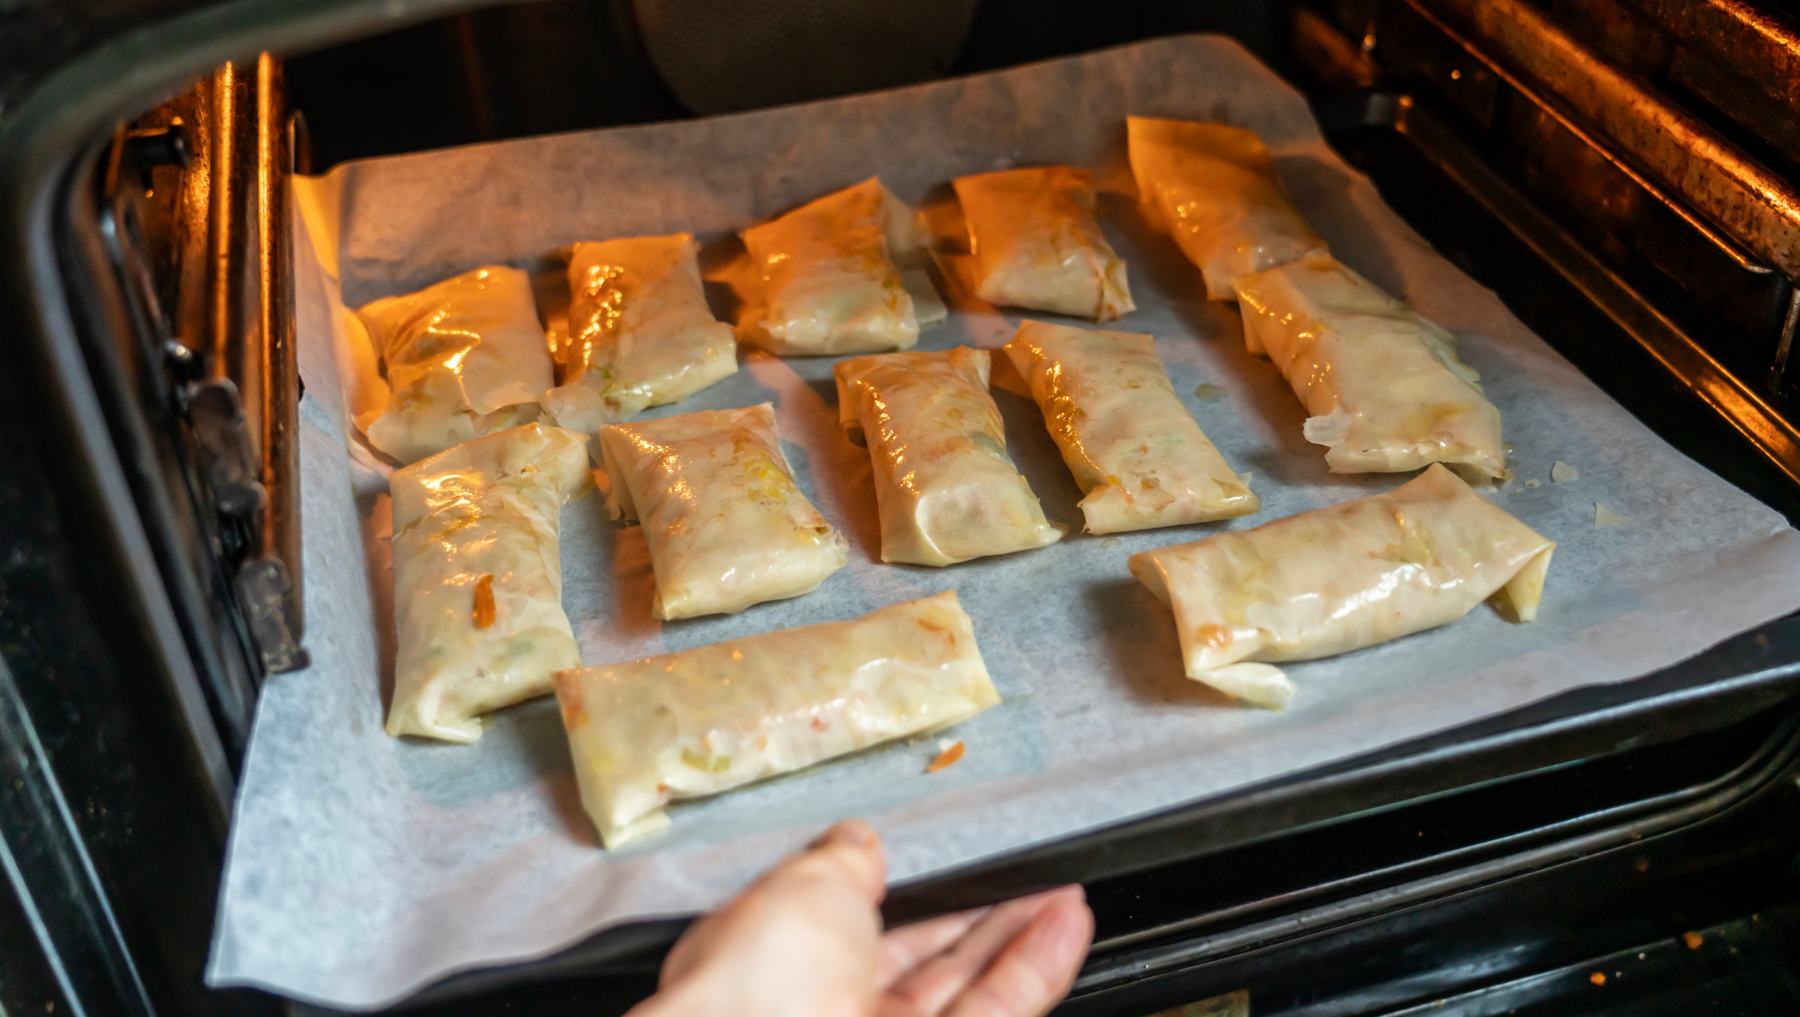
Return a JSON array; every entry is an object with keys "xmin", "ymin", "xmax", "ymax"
[
  {"xmin": 293, "ymin": 65, "xmax": 1800, "ymax": 1015},
  {"xmin": 210, "ymin": 35, "xmax": 1800, "ymax": 1010}
]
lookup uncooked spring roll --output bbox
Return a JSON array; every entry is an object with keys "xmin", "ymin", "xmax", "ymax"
[
  {"xmin": 835, "ymin": 347, "xmax": 1063, "ymax": 566},
  {"xmin": 1127, "ymin": 116, "xmax": 1325, "ymax": 301},
  {"xmin": 598, "ymin": 403, "xmax": 847, "ymax": 618},
  {"xmin": 1129, "ymin": 465, "xmax": 1554, "ymax": 710},
  {"xmin": 541, "ymin": 234, "xmax": 738, "ymax": 433},
  {"xmin": 1003, "ymin": 320, "xmax": 1257, "ymax": 533},
  {"xmin": 358, "ymin": 265, "xmax": 553, "ymax": 464},
  {"xmin": 952, "ymin": 166, "xmax": 1134, "ymax": 322},
  {"xmin": 740, "ymin": 177, "xmax": 923, "ymax": 355},
  {"xmin": 1234, "ymin": 252, "xmax": 1506, "ymax": 481},
  {"xmin": 555, "ymin": 591, "xmax": 999, "ymax": 847},
  {"xmin": 386, "ymin": 422, "xmax": 591, "ymax": 742}
]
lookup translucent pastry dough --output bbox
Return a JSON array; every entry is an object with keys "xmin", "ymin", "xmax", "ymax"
[
  {"xmin": 358, "ymin": 266, "xmax": 553, "ymax": 464},
  {"xmin": 1127, "ymin": 116, "xmax": 1325, "ymax": 301},
  {"xmin": 386, "ymin": 422, "xmax": 591, "ymax": 742},
  {"xmin": 952, "ymin": 166, "xmax": 1134, "ymax": 321},
  {"xmin": 1234, "ymin": 252, "xmax": 1506, "ymax": 481},
  {"xmin": 1130, "ymin": 465, "xmax": 1554, "ymax": 710},
  {"xmin": 555, "ymin": 591, "xmax": 999, "ymax": 847},
  {"xmin": 835, "ymin": 348, "xmax": 1064, "ymax": 565},
  {"xmin": 541, "ymin": 234, "xmax": 738, "ymax": 434},
  {"xmin": 1003, "ymin": 320, "xmax": 1257, "ymax": 533},
  {"xmin": 740, "ymin": 177, "xmax": 924, "ymax": 355},
  {"xmin": 598, "ymin": 403, "xmax": 847, "ymax": 619}
]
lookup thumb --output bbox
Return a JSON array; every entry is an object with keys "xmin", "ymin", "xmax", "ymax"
[
  {"xmin": 659, "ymin": 819, "xmax": 888, "ymax": 991},
  {"xmin": 753, "ymin": 819, "xmax": 887, "ymax": 906}
]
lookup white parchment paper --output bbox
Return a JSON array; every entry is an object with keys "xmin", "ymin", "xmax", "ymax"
[{"xmin": 207, "ymin": 36, "xmax": 1800, "ymax": 1009}]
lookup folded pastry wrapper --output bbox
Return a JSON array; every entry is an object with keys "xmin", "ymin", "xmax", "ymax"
[
  {"xmin": 1003, "ymin": 320, "xmax": 1257, "ymax": 533},
  {"xmin": 541, "ymin": 234, "xmax": 738, "ymax": 433},
  {"xmin": 952, "ymin": 166, "xmax": 1134, "ymax": 322},
  {"xmin": 358, "ymin": 266, "xmax": 554, "ymax": 464},
  {"xmin": 1127, "ymin": 116, "xmax": 1325, "ymax": 301},
  {"xmin": 835, "ymin": 347, "xmax": 1064, "ymax": 565},
  {"xmin": 1234, "ymin": 252, "xmax": 1506, "ymax": 481},
  {"xmin": 1130, "ymin": 465, "xmax": 1554, "ymax": 710},
  {"xmin": 740, "ymin": 177, "xmax": 924, "ymax": 355},
  {"xmin": 555, "ymin": 591, "xmax": 1000, "ymax": 847},
  {"xmin": 598, "ymin": 403, "xmax": 848, "ymax": 619},
  {"xmin": 386, "ymin": 422, "xmax": 591, "ymax": 742}
]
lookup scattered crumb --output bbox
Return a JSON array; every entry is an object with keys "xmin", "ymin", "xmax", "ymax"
[
  {"xmin": 1637, "ymin": 952, "xmax": 1646, "ymax": 960},
  {"xmin": 927, "ymin": 740, "xmax": 965, "ymax": 773},
  {"xmin": 1524, "ymin": 478, "xmax": 1541, "ymax": 489},
  {"xmin": 1194, "ymin": 383, "xmax": 1227, "ymax": 401},
  {"xmin": 1595, "ymin": 502, "xmax": 1627, "ymax": 527},
  {"xmin": 1102, "ymin": 537, "xmax": 1121, "ymax": 548},
  {"xmin": 1552, "ymin": 460, "xmax": 1579, "ymax": 483},
  {"xmin": 1590, "ymin": 972, "xmax": 1607, "ymax": 986},
  {"xmin": 1633, "ymin": 858, "xmax": 1650, "ymax": 873},
  {"xmin": 1683, "ymin": 931, "xmax": 1704, "ymax": 949},
  {"xmin": 936, "ymin": 737, "xmax": 957, "ymax": 753}
]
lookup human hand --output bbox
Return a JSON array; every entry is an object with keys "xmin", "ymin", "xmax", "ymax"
[{"xmin": 628, "ymin": 819, "xmax": 1093, "ymax": 1017}]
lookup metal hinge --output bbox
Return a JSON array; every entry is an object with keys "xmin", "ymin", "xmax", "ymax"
[
  {"xmin": 235, "ymin": 556, "xmax": 309, "ymax": 673},
  {"xmin": 184, "ymin": 375, "xmax": 309, "ymax": 673}
]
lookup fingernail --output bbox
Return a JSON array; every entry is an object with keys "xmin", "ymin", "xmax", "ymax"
[{"xmin": 815, "ymin": 818, "xmax": 878, "ymax": 850}]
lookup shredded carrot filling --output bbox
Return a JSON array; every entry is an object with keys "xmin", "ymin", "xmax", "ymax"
[
  {"xmin": 472, "ymin": 574, "xmax": 497, "ymax": 629},
  {"xmin": 928, "ymin": 741, "xmax": 965, "ymax": 773}
]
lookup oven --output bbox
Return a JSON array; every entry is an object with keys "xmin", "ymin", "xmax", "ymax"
[{"xmin": 4, "ymin": 2, "xmax": 1799, "ymax": 1015}]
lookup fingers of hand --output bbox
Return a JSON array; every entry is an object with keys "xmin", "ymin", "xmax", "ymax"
[
  {"xmin": 881, "ymin": 886, "xmax": 1087, "ymax": 1017},
  {"xmin": 942, "ymin": 887, "xmax": 1093, "ymax": 1017},
  {"xmin": 660, "ymin": 820, "xmax": 887, "ymax": 988},
  {"xmin": 769, "ymin": 818, "xmax": 888, "ymax": 906},
  {"xmin": 878, "ymin": 906, "xmax": 994, "ymax": 987}
]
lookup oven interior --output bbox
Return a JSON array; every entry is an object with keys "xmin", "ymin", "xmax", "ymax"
[{"xmin": 4, "ymin": 1, "xmax": 1800, "ymax": 1015}]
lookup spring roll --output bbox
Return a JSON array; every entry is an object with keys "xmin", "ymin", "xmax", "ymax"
[
  {"xmin": 1127, "ymin": 116, "xmax": 1325, "ymax": 301},
  {"xmin": 952, "ymin": 166, "xmax": 1134, "ymax": 322},
  {"xmin": 541, "ymin": 234, "xmax": 738, "ymax": 434},
  {"xmin": 556, "ymin": 591, "xmax": 999, "ymax": 847},
  {"xmin": 1130, "ymin": 465, "xmax": 1554, "ymax": 710},
  {"xmin": 358, "ymin": 266, "xmax": 553, "ymax": 464},
  {"xmin": 1234, "ymin": 252, "xmax": 1505, "ymax": 481},
  {"xmin": 386, "ymin": 422, "xmax": 591, "ymax": 742},
  {"xmin": 1003, "ymin": 320, "xmax": 1257, "ymax": 533},
  {"xmin": 835, "ymin": 348, "xmax": 1064, "ymax": 565},
  {"xmin": 598, "ymin": 403, "xmax": 847, "ymax": 619},
  {"xmin": 740, "ymin": 177, "xmax": 923, "ymax": 355}
]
